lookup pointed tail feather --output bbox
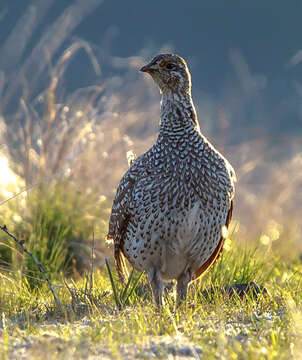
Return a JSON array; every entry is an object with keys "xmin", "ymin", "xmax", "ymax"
[{"xmin": 114, "ymin": 244, "xmax": 128, "ymax": 283}]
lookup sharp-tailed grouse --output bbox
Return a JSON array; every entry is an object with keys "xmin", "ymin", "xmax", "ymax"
[{"xmin": 107, "ymin": 54, "xmax": 236, "ymax": 306}]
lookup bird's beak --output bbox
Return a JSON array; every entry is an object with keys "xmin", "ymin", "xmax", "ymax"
[
  {"xmin": 140, "ymin": 63, "xmax": 156, "ymax": 73},
  {"xmin": 140, "ymin": 65, "xmax": 150, "ymax": 73}
]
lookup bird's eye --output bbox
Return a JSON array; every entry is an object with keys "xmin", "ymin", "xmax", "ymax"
[{"xmin": 166, "ymin": 63, "xmax": 176, "ymax": 70}]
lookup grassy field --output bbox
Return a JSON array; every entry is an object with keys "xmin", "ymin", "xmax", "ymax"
[
  {"xmin": 0, "ymin": 237, "xmax": 301, "ymax": 360},
  {"xmin": 0, "ymin": 6, "xmax": 301, "ymax": 359}
]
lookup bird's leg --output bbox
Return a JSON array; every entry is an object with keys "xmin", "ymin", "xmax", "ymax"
[
  {"xmin": 176, "ymin": 269, "xmax": 192, "ymax": 307},
  {"xmin": 147, "ymin": 268, "xmax": 164, "ymax": 307}
]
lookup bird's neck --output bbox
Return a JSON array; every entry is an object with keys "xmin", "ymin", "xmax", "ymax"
[{"xmin": 159, "ymin": 91, "xmax": 200, "ymax": 138}]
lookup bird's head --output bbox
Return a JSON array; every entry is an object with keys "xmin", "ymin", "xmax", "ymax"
[{"xmin": 140, "ymin": 54, "xmax": 191, "ymax": 95}]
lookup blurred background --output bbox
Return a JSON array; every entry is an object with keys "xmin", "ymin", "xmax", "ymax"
[{"xmin": 0, "ymin": 0, "xmax": 301, "ymax": 279}]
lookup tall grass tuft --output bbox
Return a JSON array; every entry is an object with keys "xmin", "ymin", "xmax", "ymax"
[
  {"xmin": 0, "ymin": 180, "xmax": 109, "ymax": 286},
  {"xmin": 105, "ymin": 259, "xmax": 144, "ymax": 309}
]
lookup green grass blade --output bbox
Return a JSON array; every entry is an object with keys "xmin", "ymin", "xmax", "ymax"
[
  {"xmin": 120, "ymin": 269, "xmax": 135, "ymax": 303},
  {"xmin": 105, "ymin": 259, "xmax": 121, "ymax": 310},
  {"xmin": 124, "ymin": 271, "xmax": 144, "ymax": 306}
]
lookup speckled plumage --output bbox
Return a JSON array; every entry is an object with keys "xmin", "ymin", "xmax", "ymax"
[{"xmin": 107, "ymin": 54, "xmax": 236, "ymax": 306}]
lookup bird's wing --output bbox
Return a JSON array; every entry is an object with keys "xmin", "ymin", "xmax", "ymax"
[
  {"xmin": 107, "ymin": 155, "xmax": 146, "ymax": 281},
  {"xmin": 107, "ymin": 168, "xmax": 135, "ymax": 281},
  {"xmin": 192, "ymin": 200, "xmax": 233, "ymax": 280},
  {"xmin": 190, "ymin": 154, "xmax": 235, "ymax": 280},
  {"xmin": 225, "ymin": 161, "xmax": 237, "ymax": 200},
  {"xmin": 107, "ymin": 170, "xmax": 134, "ymax": 240}
]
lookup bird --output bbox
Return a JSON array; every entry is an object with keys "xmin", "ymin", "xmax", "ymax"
[{"xmin": 107, "ymin": 54, "xmax": 236, "ymax": 306}]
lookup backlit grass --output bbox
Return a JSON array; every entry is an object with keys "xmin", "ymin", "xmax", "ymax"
[
  {"xmin": 0, "ymin": 4, "xmax": 301, "ymax": 359},
  {"xmin": 0, "ymin": 241, "xmax": 301, "ymax": 360}
]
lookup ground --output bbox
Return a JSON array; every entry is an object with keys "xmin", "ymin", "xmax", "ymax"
[{"xmin": 0, "ymin": 242, "xmax": 301, "ymax": 360}]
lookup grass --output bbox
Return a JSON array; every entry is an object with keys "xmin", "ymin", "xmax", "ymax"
[
  {"xmin": 0, "ymin": 182, "xmax": 109, "ymax": 286},
  {"xmin": 0, "ymin": 240, "xmax": 301, "ymax": 360},
  {"xmin": 0, "ymin": 4, "xmax": 301, "ymax": 359}
]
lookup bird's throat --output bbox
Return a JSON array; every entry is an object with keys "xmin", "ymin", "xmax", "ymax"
[{"xmin": 159, "ymin": 92, "xmax": 199, "ymax": 137}]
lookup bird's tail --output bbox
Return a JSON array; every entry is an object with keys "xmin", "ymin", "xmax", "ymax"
[{"xmin": 114, "ymin": 244, "xmax": 128, "ymax": 283}]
